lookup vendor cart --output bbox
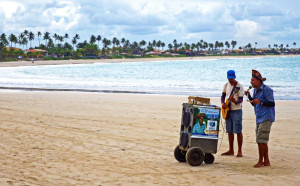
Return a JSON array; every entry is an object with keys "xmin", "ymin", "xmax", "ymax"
[{"xmin": 174, "ymin": 97, "xmax": 221, "ymax": 166}]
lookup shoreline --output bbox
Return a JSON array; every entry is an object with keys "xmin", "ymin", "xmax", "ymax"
[
  {"xmin": 0, "ymin": 87, "xmax": 298, "ymax": 101},
  {"xmin": 0, "ymin": 54, "xmax": 299, "ymax": 67}
]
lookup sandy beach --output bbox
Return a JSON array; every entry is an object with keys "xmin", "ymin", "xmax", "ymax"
[{"xmin": 0, "ymin": 91, "xmax": 299, "ymax": 185}]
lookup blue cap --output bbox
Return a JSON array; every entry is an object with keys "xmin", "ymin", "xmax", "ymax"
[{"xmin": 227, "ymin": 70, "xmax": 235, "ymax": 79}]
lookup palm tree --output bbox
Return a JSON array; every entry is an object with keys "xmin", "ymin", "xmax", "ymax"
[
  {"xmin": 231, "ymin": 40, "xmax": 237, "ymax": 50},
  {"xmin": 8, "ymin": 33, "xmax": 17, "ymax": 47},
  {"xmin": 37, "ymin": 31, "xmax": 42, "ymax": 46},
  {"xmin": 156, "ymin": 40, "xmax": 161, "ymax": 50},
  {"xmin": 293, "ymin": 42, "xmax": 296, "ymax": 49},
  {"xmin": 214, "ymin": 41, "xmax": 219, "ymax": 50},
  {"xmin": 196, "ymin": 42, "xmax": 200, "ymax": 51},
  {"xmin": 72, "ymin": 37, "xmax": 77, "ymax": 50},
  {"xmin": 90, "ymin": 35, "xmax": 96, "ymax": 44},
  {"xmin": 28, "ymin": 31, "xmax": 34, "ymax": 48},
  {"xmin": 96, "ymin": 35, "xmax": 101, "ymax": 49},
  {"xmin": 184, "ymin": 42, "xmax": 190, "ymax": 51},
  {"xmin": 74, "ymin": 34, "xmax": 80, "ymax": 40},
  {"xmin": 147, "ymin": 42, "xmax": 153, "ymax": 51},
  {"xmin": 209, "ymin": 43, "xmax": 214, "ymax": 51},
  {"xmin": 125, "ymin": 40, "xmax": 130, "ymax": 48},
  {"xmin": 173, "ymin": 39, "xmax": 178, "ymax": 50},
  {"xmin": 152, "ymin": 40, "xmax": 156, "ymax": 50},
  {"xmin": 279, "ymin": 44, "xmax": 284, "ymax": 51},
  {"xmin": 102, "ymin": 38, "xmax": 108, "ymax": 49},
  {"xmin": 168, "ymin": 43, "xmax": 173, "ymax": 51},
  {"xmin": 47, "ymin": 38, "xmax": 54, "ymax": 48},
  {"xmin": 18, "ymin": 33, "xmax": 25, "ymax": 49},
  {"xmin": 139, "ymin": 40, "xmax": 146, "ymax": 49},
  {"xmin": 121, "ymin": 37, "xmax": 126, "ymax": 47},
  {"xmin": 58, "ymin": 36, "xmax": 63, "ymax": 45},
  {"xmin": 247, "ymin": 43, "xmax": 252, "ymax": 49},
  {"xmin": 23, "ymin": 30, "xmax": 29, "ymax": 36},
  {"xmin": 112, "ymin": 37, "xmax": 118, "ymax": 48},
  {"xmin": 0, "ymin": 33, "xmax": 9, "ymax": 59},
  {"xmin": 161, "ymin": 42, "xmax": 165, "ymax": 50},
  {"xmin": 219, "ymin": 42, "xmax": 224, "ymax": 50},
  {"xmin": 64, "ymin": 33, "xmax": 69, "ymax": 43},
  {"xmin": 191, "ymin": 43, "xmax": 196, "ymax": 51},
  {"xmin": 43, "ymin": 32, "xmax": 50, "ymax": 46},
  {"xmin": 225, "ymin": 41, "xmax": 230, "ymax": 49},
  {"xmin": 0, "ymin": 33, "xmax": 8, "ymax": 46},
  {"xmin": 22, "ymin": 37, "xmax": 28, "ymax": 49},
  {"xmin": 203, "ymin": 42, "xmax": 208, "ymax": 50},
  {"xmin": 53, "ymin": 33, "xmax": 58, "ymax": 45}
]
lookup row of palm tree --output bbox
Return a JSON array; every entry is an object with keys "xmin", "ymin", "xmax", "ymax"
[{"xmin": 0, "ymin": 30, "xmax": 298, "ymax": 59}]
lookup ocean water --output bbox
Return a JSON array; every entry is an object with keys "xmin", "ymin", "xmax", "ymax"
[{"xmin": 0, "ymin": 56, "xmax": 299, "ymax": 100}]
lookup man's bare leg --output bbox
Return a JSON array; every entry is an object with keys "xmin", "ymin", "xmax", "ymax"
[
  {"xmin": 264, "ymin": 144, "xmax": 271, "ymax": 166},
  {"xmin": 236, "ymin": 133, "xmax": 243, "ymax": 157},
  {"xmin": 254, "ymin": 143, "xmax": 265, "ymax": 168},
  {"xmin": 221, "ymin": 133, "xmax": 234, "ymax": 155}
]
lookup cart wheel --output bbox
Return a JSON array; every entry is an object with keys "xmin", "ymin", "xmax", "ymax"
[
  {"xmin": 186, "ymin": 147, "xmax": 204, "ymax": 166},
  {"xmin": 174, "ymin": 145, "xmax": 186, "ymax": 162},
  {"xmin": 204, "ymin": 153, "xmax": 215, "ymax": 164}
]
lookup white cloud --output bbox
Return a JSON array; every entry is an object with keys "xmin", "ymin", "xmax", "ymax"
[
  {"xmin": 234, "ymin": 20, "xmax": 260, "ymax": 38},
  {"xmin": 0, "ymin": 1, "xmax": 25, "ymax": 18},
  {"xmin": 43, "ymin": 1, "xmax": 81, "ymax": 31},
  {"xmin": 0, "ymin": 0, "xmax": 299, "ymax": 48}
]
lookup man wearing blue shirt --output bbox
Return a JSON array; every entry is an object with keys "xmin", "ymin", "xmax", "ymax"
[{"xmin": 245, "ymin": 69, "xmax": 275, "ymax": 168}]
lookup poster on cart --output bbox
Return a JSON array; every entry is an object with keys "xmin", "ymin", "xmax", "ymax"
[{"xmin": 192, "ymin": 106, "xmax": 220, "ymax": 138}]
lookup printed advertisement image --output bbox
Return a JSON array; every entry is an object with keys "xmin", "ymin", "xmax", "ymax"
[{"xmin": 192, "ymin": 107, "xmax": 220, "ymax": 138}]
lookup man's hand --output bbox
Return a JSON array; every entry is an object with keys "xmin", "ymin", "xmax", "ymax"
[
  {"xmin": 244, "ymin": 90, "xmax": 250, "ymax": 96},
  {"xmin": 222, "ymin": 103, "xmax": 227, "ymax": 109},
  {"xmin": 251, "ymin": 99, "xmax": 261, "ymax": 105},
  {"xmin": 229, "ymin": 97, "xmax": 237, "ymax": 104}
]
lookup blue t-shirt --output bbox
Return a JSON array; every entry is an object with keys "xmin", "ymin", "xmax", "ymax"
[
  {"xmin": 192, "ymin": 122, "xmax": 206, "ymax": 134},
  {"xmin": 253, "ymin": 83, "xmax": 275, "ymax": 124}
]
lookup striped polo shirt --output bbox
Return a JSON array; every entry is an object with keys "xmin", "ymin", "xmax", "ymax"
[{"xmin": 253, "ymin": 83, "xmax": 275, "ymax": 125}]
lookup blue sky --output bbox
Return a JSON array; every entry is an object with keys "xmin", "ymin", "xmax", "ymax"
[{"xmin": 0, "ymin": 0, "xmax": 299, "ymax": 48}]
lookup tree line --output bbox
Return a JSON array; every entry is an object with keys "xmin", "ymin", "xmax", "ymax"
[{"xmin": 0, "ymin": 30, "xmax": 298, "ymax": 60}]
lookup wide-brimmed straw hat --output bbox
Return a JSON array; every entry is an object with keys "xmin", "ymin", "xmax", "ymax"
[{"xmin": 252, "ymin": 69, "xmax": 266, "ymax": 82}]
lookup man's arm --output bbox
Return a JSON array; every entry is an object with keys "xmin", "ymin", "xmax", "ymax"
[
  {"xmin": 263, "ymin": 86, "xmax": 275, "ymax": 107},
  {"xmin": 236, "ymin": 97, "xmax": 243, "ymax": 104},
  {"xmin": 221, "ymin": 92, "xmax": 226, "ymax": 104}
]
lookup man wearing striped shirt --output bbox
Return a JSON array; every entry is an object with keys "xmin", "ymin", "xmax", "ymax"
[{"xmin": 245, "ymin": 69, "xmax": 275, "ymax": 168}]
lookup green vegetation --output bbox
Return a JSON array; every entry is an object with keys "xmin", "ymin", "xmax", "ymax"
[{"xmin": 0, "ymin": 30, "xmax": 299, "ymax": 62}]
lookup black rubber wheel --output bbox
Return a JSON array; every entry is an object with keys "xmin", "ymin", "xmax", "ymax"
[
  {"xmin": 204, "ymin": 153, "xmax": 215, "ymax": 164},
  {"xmin": 174, "ymin": 145, "xmax": 186, "ymax": 162},
  {"xmin": 186, "ymin": 147, "xmax": 204, "ymax": 166}
]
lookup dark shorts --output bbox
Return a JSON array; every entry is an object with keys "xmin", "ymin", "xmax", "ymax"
[
  {"xmin": 225, "ymin": 109, "xmax": 242, "ymax": 133},
  {"xmin": 256, "ymin": 121, "xmax": 272, "ymax": 144}
]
